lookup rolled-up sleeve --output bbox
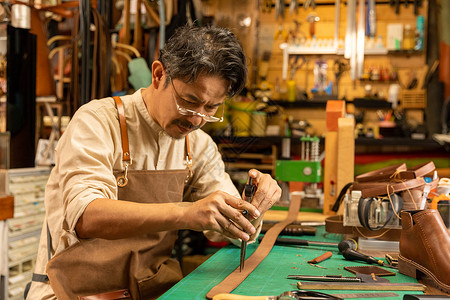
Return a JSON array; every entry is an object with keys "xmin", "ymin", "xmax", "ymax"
[{"xmin": 54, "ymin": 105, "xmax": 119, "ymax": 234}]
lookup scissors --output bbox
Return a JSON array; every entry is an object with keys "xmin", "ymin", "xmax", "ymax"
[{"xmin": 240, "ymin": 177, "xmax": 256, "ymax": 272}]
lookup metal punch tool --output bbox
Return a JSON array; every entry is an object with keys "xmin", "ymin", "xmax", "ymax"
[{"xmin": 240, "ymin": 177, "xmax": 256, "ymax": 272}]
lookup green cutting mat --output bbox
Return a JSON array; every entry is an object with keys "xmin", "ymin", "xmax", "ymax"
[{"xmin": 160, "ymin": 227, "xmax": 421, "ymax": 299}]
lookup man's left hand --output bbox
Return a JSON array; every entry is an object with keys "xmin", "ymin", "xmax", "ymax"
[{"xmin": 246, "ymin": 169, "xmax": 281, "ymax": 218}]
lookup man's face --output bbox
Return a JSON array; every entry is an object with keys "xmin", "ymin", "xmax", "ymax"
[{"xmin": 157, "ymin": 74, "xmax": 228, "ymax": 139}]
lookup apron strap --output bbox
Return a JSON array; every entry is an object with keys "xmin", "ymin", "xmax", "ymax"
[
  {"xmin": 113, "ymin": 96, "xmax": 132, "ymax": 187},
  {"xmin": 113, "ymin": 96, "xmax": 132, "ymax": 165},
  {"xmin": 30, "ymin": 223, "xmax": 52, "ymax": 283}
]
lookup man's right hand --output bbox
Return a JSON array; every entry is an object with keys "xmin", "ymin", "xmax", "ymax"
[{"xmin": 181, "ymin": 191, "xmax": 260, "ymax": 241}]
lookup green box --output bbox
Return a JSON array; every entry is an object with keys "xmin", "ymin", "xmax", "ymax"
[{"xmin": 275, "ymin": 160, "xmax": 321, "ymax": 183}]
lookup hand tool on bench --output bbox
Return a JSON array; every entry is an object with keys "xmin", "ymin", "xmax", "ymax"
[
  {"xmin": 212, "ymin": 291, "xmax": 400, "ymax": 299},
  {"xmin": 240, "ymin": 177, "xmax": 256, "ymax": 272},
  {"xmin": 261, "ymin": 223, "xmax": 316, "ymax": 236},
  {"xmin": 297, "ymin": 281, "xmax": 425, "ymax": 291},
  {"xmin": 342, "ymin": 248, "xmax": 397, "ymax": 269},
  {"xmin": 213, "ymin": 290, "xmax": 342, "ymax": 300},
  {"xmin": 287, "ymin": 272, "xmax": 390, "ymax": 283},
  {"xmin": 259, "ymin": 236, "xmax": 357, "ymax": 253}
]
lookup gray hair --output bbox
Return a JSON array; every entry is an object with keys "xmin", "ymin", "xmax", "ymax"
[{"xmin": 159, "ymin": 25, "xmax": 247, "ymax": 98}]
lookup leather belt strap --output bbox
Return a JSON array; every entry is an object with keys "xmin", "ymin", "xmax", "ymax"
[
  {"xmin": 399, "ymin": 161, "xmax": 436, "ymax": 179},
  {"xmin": 325, "ymin": 215, "xmax": 353, "ymax": 234},
  {"xmin": 113, "ymin": 96, "xmax": 131, "ymax": 163},
  {"xmin": 355, "ymin": 162, "xmax": 435, "ymax": 183},
  {"xmin": 355, "ymin": 163, "xmax": 406, "ymax": 182},
  {"xmin": 324, "ymin": 214, "xmax": 402, "ymax": 240},
  {"xmin": 206, "ymin": 194, "xmax": 302, "ymax": 299},
  {"xmin": 353, "ymin": 177, "xmax": 426, "ymax": 198}
]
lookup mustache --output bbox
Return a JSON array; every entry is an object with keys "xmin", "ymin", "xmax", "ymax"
[{"xmin": 172, "ymin": 119, "xmax": 201, "ymax": 131}]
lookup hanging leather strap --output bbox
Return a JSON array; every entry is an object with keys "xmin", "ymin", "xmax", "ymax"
[
  {"xmin": 113, "ymin": 96, "xmax": 131, "ymax": 164},
  {"xmin": 206, "ymin": 194, "xmax": 302, "ymax": 299}
]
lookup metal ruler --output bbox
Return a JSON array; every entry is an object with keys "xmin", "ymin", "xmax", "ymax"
[
  {"xmin": 298, "ymin": 281, "xmax": 425, "ymax": 291},
  {"xmin": 332, "ymin": 292, "xmax": 399, "ymax": 298}
]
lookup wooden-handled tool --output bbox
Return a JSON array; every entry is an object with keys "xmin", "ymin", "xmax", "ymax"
[
  {"xmin": 213, "ymin": 295, "xmax": 275, "ymax": 300},
  {"xmin": 213, "ymin": 292, "xmax": 400, "ymax": 299}
]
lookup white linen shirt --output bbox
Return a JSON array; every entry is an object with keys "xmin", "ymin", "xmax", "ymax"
[{"xmin": 28, "ymin": 89, "xmax": 250, "ymax": 300}]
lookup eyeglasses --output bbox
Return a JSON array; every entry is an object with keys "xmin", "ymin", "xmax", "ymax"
[{"xmin": 170, "ymin": 79, "xmax": 224, "ymax": 123}]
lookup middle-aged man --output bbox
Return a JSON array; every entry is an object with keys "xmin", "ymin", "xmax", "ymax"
[{"xmin": 27, "ymin": 25, "xmax": 281, "ymax": 300}]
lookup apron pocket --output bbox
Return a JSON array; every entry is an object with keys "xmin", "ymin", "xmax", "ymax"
[{"xmin": 137, "ymin": 259, "xmax": 182, "ymax": 299}]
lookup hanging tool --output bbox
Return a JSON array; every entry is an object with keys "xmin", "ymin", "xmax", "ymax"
[
  {"xmin": 414, "ymin": 0, "xmax": 421, "ymax": 15},
  {"xmin": 289, "ymin": 55, "xmax": 306, "ymax": 80},
  {"xmin": 289, "ymin": 0, "xmax": 299, "ymax": 15},
  {"xmin": 304, "ymin": 0, "xmax": 316, "ymax": 10},
  {"xmin": 275, "ymin": 0, "xmax": 284, "ymax": 19},
  {"xmin": 240, "ymin": 177, "xmax": 256, "ymax": 272},
  {"xmin": 342, "ymin": 248, "xmax": 397, "ymax": 269},
  {"xmin": 258, "ymin": 237, "xmax": 358, "ymax": 252},
  {"xmin": 333, "ymin": 59, "xmax": 347, "ymax": 96},
  {"xmin": 306, "ymin": 13, "xmax": 319, "ymax": 38},
  {"xmin": 395, "ymin": 0, "xmax": 401, "ymax": 14},
  {"xmin": 274, "ymin": 24, "xmax": 289, "ymax": 42},
  {"xmin": 261, "ymin": 0, "xmax": 272, "ymax": 13}
]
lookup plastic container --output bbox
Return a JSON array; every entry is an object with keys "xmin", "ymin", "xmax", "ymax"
[
  {"xmin": 403, "ymin": 24, "xmax": 415, "ymax": 50},
  {"xmin": 250, "ymin": 111, "xmax": 267, "ymax": 137},
  {"xmin": 358, "ymin": 237, "xmax": 399, "ymax": 252},
  {"xmin": 415, "ymin": 15, "xmax": 425, "ymax": 51},
  {"xmin": 229, "ymin": 101, "xmax": 257, "ymax": 137}
]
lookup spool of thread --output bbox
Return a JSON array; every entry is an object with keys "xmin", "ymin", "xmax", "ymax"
[{"xmin": 287, "ymin": 80, "xmax": 296, "ymax": 102}]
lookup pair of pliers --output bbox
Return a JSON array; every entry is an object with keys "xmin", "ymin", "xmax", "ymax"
[
  {"xmin": 240, "ymin": 177, "xmax": 256, "ymax": 272},
  {"xmin": 304, "ymin": 0, "xmax": 316, "ymax": 10}
]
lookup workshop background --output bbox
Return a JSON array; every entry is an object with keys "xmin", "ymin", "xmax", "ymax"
[{"xmin": 0, "ymin": 0, "xmax": 449, "ymax": 299}]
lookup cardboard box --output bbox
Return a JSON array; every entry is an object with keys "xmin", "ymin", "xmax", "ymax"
[{"xmin": 387, "ymin": 24, "xmax": 403, "ymax": 50}]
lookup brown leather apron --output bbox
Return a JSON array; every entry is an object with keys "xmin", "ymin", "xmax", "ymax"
[{"xmin": 45, "ymin": 96, "xmax": 190, "ymax": 300}]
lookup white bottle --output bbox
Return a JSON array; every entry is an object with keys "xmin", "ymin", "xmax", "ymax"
[{"xmin": 350, "ymin": 190, "xmax": 362, "ymax": 226}]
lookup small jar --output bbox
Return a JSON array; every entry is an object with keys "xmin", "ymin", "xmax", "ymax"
[{"xmin": 403, "ymin": 24, "xmax": 415, "ymax": 50}]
